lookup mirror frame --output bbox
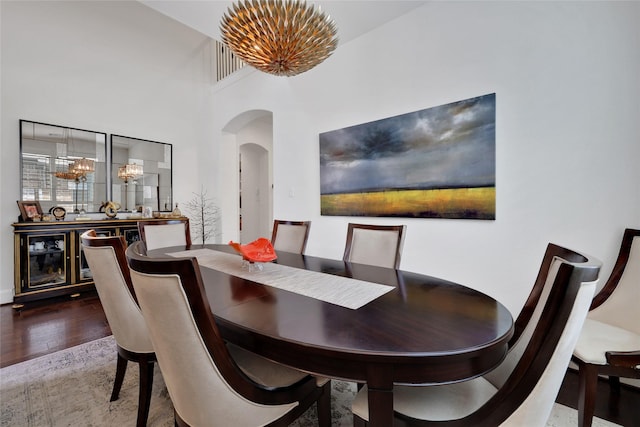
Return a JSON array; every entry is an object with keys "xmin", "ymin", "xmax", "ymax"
[
  {"xmin": 110, "ymin": 134, "xmax": 173, "ymax": 213},
  {"xmin": 19, "ymin": 120, "xmax": 108, "ymax": 215}
]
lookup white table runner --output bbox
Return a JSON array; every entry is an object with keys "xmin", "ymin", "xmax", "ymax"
[{"xmin": 169, "ymin": 248, "xmax": 393, "ymax": 309}]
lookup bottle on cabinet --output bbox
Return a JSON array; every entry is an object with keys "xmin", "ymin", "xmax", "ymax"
[{"xmin": 172, "ymin": 203, "xmax": 182, "ymax": 217}]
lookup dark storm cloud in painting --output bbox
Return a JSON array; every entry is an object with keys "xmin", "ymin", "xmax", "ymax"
[{"xmin": 320, "ymin": 94, "xmax": 496, "ymax": 195}]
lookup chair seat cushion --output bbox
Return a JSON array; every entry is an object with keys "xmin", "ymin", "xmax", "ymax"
[
  {"xmin": 227, "ymin": 343, "xmax": 311, "ymax": 388},
  {"xmin": 352, "ymin": 377, "xmax": 498, "ymax": 421},
  {"xmin": 573, "ymin": 318, "xmax": 640, "ymax": 365}
]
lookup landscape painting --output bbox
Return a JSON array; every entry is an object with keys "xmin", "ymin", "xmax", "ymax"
[{"xmin": 320, "ymin": 93, "xmax": 496, "ymax": 219}]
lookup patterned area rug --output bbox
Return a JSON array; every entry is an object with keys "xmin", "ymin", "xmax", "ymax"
[{"xmin": 0, "ymin": 336, "xmax": 620, "ymax": 426}]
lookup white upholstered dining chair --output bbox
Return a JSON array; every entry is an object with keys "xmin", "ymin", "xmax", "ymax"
[
  {"xmin": 352, "ymin": 243, "xmax": 601, "ymax": 427},
  {"xmin": 343, "ymin": 223, "xmax": 406, "ymax": 269},
  {"xmin": 80, "ymin": 230, "xmax": 156, "ymax": 427},
  {"xmin": 126, "ymin": 240, "xmax": 331, "ymax": 427},
  {"xmin": 271, "ymin": 220, "xmax": 311, "ymax": 254},
  {"xmin": 137, "ymin": 218, "xmax": 191, "ymax": 250},
  {"xmin": 572, "ymin": 228, "xmax": 640, "ymax": 427}
]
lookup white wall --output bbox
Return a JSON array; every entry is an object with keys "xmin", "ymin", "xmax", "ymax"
[
  {"xmin": 0, "ymin": 1, "xmax": 213, "ymax": 303},
  {"xmin": 209, "ymin": 1, "xmax": 640, "ymax": 315},
  {"xmin": 2, "ymin": 1, "xmax": 638, "ymax": 313}
]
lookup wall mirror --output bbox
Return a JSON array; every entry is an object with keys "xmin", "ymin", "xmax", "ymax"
[
  {"xmin": 110, "ymin": 135, "xmax": 172, "ymax": 212},
  {"xmin": 20, "ymin": 120, "xmax": 107, "ymax": 215}
]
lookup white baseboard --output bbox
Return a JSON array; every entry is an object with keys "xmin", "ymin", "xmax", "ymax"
[{"xmin": 0, "ymin": 289, "xmax": 14, "ymax": 305}]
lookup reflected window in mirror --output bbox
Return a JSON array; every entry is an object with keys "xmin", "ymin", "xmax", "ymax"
[
  {"xmin": 110, "ymin": 135, "xmax": 172, "ymax": 212},
  {"xmin": 20, "ymin": 120, "xmax": 107, "ymax": 214}
]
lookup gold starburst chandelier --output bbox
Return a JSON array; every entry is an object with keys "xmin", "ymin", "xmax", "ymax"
[{"xmin": 220, "ymin": 0, "xmax": 339, "ymax": 77}]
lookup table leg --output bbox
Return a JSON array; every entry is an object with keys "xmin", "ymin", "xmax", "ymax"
[{"xmin": 367, "ymin": 382, "xmax": 394, "ymax": 427}]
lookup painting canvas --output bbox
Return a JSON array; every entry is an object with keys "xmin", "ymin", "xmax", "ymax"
[{"xmin": 319, "ymin": 93, "xmax": 496, "ymax": 219}]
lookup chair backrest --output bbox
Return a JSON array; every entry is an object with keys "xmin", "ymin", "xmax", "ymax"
[
  {"xmin": 473, "ymin": 244, "xmax": 601, "ymax": 427},
  {"xmin": 343, "ymin": 223, "xmax": 406, "ymax": 269},
  {"xmin": 271, "ymin": 220, "xmax": 311, "ymax": 254},
  {"xmin": 588, "ymin": 228, "xmax": 640, "ymax": 334},
  {"xmin": 137, "ymin": 218, "xmax": 191, "ymax": 251},
  {"xmin": 508, "ymin": 243, "xmax": 596, "ymax": 347},
  {"xmin": 80, "ymin": 230, "xmax": 153, "ymax": 354},
  {"xmin": 125, "ymin": 241, "xmax": 308, "ymax": 426}
]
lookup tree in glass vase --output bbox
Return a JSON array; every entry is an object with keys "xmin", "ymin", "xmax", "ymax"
[{"xmin": 183, "ymin": 187, "xmax": 220, "ymax": 245}]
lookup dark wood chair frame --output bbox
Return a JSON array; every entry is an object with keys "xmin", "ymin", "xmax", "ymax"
[
  {"xmin": 271, "ymin": 220, "xmax": 311, "ymax": 254},
  {"xmin": 137, "ymin": 218, "xmax": 192, "ymax": 248},
  {"xmin": 510, "ymin": 243, "xmax": 596, "ymax": 347},
  {"xmin": 80, "ymin": 230, "xmax": 156, "ymax": 427},
  {"xmin": 343, "ymin": 223, "xmax": 406, "ymax": 269},
  {"xmin": 572, "ymin": 228, "xmax": 640, "ymax": 427},
  {"xmin": 126, "ymin": 241, "xmax": 331, "ymax": 427},
  {"xmin": 353, "ymin": 243, "xmax": 601, "ymax": 427}
]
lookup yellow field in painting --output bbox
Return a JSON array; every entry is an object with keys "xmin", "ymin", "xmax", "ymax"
[{"xmin": 321, "ymin": 187, "xmax": 495, "ymax": 219}]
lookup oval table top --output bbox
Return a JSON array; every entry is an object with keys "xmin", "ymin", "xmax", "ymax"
[
  {"xmin": 155, "ymin": 244, "xmax": 514, "ymax": 426},
  {"xmin": 156, "ymin": 244, "xmax": 514, "ymax": 381}
]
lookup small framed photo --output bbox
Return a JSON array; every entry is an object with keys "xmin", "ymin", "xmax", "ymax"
[{"xmin": 17, "ymin": 200, "xmax": 43, "ymax": 222}]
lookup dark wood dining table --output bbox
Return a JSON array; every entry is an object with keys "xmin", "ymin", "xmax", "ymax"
[{"xmin": 153, "ymin": 244, "xmax": 514, "ymax": 427}]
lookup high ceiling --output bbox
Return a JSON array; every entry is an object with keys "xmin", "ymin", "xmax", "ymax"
[{"xmin": 140, "ymin": 1, "xmax": 426, "ymax": 45}]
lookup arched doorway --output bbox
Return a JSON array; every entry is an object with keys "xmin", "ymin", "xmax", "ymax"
[
  {"xmin": 221, "ymin": 110, "xmax": 273, "ymax": 243},
  {"xmin": 239, "ymin": 143, "xmax": 270, "ymax": 242}
]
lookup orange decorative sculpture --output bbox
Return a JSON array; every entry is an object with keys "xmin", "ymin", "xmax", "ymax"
[{"xmin": 228, "ymin": 238, "xmax": 277, "ymax": 263}]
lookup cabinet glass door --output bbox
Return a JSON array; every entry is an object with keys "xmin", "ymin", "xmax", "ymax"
[
  {"xmin": 77, "ymin": 228, "xmax": 115, "ymax": 282},
  {"xmin": 123, "ymin": 228, "xmax": 140, "ymax": 247},
  {"xmin": 25, "ymin": 234, "xmax": 68, "ymax": 291}
]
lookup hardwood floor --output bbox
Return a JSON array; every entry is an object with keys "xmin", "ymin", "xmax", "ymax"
[
  {"xmin": 1, "ymin": 295, "xmax": 638, "ymax": 426},
  {"xmin": 1, "ymin": 292, "xmax": 110, "ymax": 368}
]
